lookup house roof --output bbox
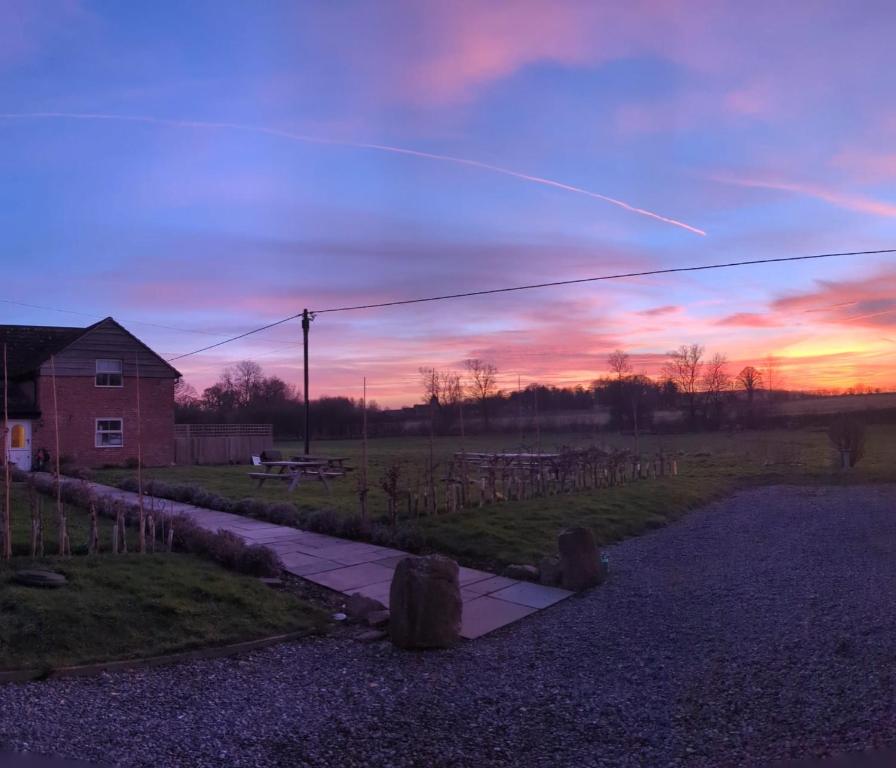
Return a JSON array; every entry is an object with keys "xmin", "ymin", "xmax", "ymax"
[
  {"xmin": 0, "ymin": 324, "xmax": 88, "ymax": 377},
  {"xmin": 0, "ymin": 316, "xmax": 181, "ymax": 379}
]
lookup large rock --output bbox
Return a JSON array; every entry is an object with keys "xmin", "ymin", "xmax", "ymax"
[
  {"xmin": 389, "ymin": 555, "xmax": 462, "ymax": 649},
  {"xmin": 558, "ymin": 527, "xmax": 604, "ymax": 591},
  {"xmin": 13, "ymin": 570, "xmax": 67, "ymax": 589},
  {"xmin": 538, "ymin": 557, "xmax": 562, "ymax": 587},
  {"xmin": 502, "ymin": 564, "xmax": 539, "ymax": 581},
  {"xmin": 345, "ymin": 593, "xmax": 386, "ymax": 622}
]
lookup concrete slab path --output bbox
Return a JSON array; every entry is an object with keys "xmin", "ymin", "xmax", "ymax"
[{"xmin": 78, "ymin": 479, "xmax": 572, "ymax": 639}]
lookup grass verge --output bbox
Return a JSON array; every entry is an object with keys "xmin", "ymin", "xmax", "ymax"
[{"xmin": 0, "ymin": 485, "xmax": 325, "ymax": 672}]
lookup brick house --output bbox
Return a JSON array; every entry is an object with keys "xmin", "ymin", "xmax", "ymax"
[{"xmin": 1, "ymin": 317, "xmax": 180, "ymax": 469}]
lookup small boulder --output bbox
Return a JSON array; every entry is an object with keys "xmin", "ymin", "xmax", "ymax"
[
  {"xmin": 389, "ymin": 555, "xmax": 461, "ymax": 649},
  {"xmin": 356, "ymin": 629, "xmax": 387, "ymax": 643},
  {"xmin": 366, "ymin": 610, "xmax": 390, "ymax": 628},
  {"xmin": 345, "ymin": 593, "xmax": 387, "ymax": 622},
  {"xmin": 13, "ymin": 570, "xmax": 67, "ymax": 589},
  {"xmin": 558, "ymin": 527, "xmax": 605, "ymax": 591},
  {"xmin": 502, "ymin": 564, "xmax": 540, "ymax": 581},
  {"xmin": 538, "ymin": 557, "xmax": 562, "ymax": 587}
]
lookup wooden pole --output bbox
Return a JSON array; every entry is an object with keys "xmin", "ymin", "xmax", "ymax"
[
  {"xmin": 50, "ymin": 356, "xmax": 67, "ymax": 556},
  {"xmin": 135, "ymin": 353, "xmax": 145, "ymax": 553},
  {"xmin": 302, "ymin": 309, "xmax": 311, "ymax": 455},
  {"xmin": 359, "ymin": 376, "xmax": 369, "ymax": 528},
  {"xmin": 2, "ymin": 343, "xmax": 10, "ymax": 560}
]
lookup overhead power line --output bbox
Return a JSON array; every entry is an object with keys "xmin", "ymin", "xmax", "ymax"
[
  {"xmin": 167, "ymin": 313, "xmax": 306, "ymax": 361},
  {"xmin": 165, "ymin": 247, "xmax": 896, "ymax": 362},
  {"xmin": 313, "ymin": 249, "xmax": 896, "ymax": 314}
]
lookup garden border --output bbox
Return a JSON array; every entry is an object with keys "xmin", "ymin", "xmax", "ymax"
[{"xmin": 0, "ymin": 629, "xmax": 314, "ymax": 684}]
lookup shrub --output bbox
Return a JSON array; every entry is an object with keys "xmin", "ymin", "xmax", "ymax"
[
  {"xmin": 168, "ymin": 518, "xmax": 281, "ymax": 577},
  {"xmin": 117, "ymin": 477, "xmax": 140, "ymax": 493},
  {"xmin": 247, "ymin": 499, "xmax": 270, "ymax": 520},
  {"xmin": 146, "ymin": 479, "xmax": 174, "ymax": 499},
  {"xmin": 306, "ymin": 509, "xmax": 340, "ymax": 535},
  {"xmin": 265, "ymin": 503, "xmax": 301, "ymax": 526},
  {"xmin": 337, "ymin": 515, "xmax": 364, "ymax": 540},
  {"xmin": 393, "ymin": 526, "xmax": 426, "ymax": 553},
  {"xmin": 61, "ymin": 466, "xmax": 93, "ymax": 481},
  {"xmin": 368, "ymin": 523, "xmax": 395, "ymax": 547},
  {"xmin": 828, "ymin": 417, "xmax": 866, "ymax": 468}
]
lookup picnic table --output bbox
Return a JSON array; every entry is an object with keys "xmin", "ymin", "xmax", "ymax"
[{"xmin": 248, "ymin": 458, "xmax": 352, "ymax": 493}]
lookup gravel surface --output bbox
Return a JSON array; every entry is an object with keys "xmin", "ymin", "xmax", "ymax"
[{"xmin": 3, "ymin": 484, "xmax": 896, "ymax": 768}]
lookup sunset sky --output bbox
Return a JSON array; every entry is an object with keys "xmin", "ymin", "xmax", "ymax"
[{"xmin": 1, "ymin": 1, "xmax": 895, "ymax": 405}]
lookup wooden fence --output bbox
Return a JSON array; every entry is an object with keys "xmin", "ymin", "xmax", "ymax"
[{"xmin": 174, "ymin": 424, "xmax": 274, "ymax": 465}]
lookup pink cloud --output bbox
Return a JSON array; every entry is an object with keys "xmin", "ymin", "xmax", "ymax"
[
  {"xmin": 712, "ymin": 174, "xmax": 896, "ymax": 218},
  {"xmin": 716, "ymin": 312, "xmax": 784, "ymax": 328},
  {"xmin": 772, "ymin": 270, "xmax": 896, "ymax": 329},
  {"xmin": 638, "ymin": 305, "xmax": 680, "ymax": 317}
]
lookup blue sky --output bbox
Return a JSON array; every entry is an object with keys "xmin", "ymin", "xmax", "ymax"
[{"xmin": 1, "ymin": 0, "xmax": 895, "ymax": 403}]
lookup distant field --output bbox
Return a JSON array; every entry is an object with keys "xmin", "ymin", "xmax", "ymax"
[
  {"xmin": 774, "ymin": 392, "xmax": 896, "ymax": 416},
  {"xmin": 93, "ymin": 424, "xmax": 896, "ymax": 568}
]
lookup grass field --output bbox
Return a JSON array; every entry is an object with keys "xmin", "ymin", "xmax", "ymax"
[
  {"xmin": 0, "ymin": 484, "xmax": 324, "ymax": 671},
  {"xmin": 93, "ymin": 424, "xmax": 896, "ymax": 569}
]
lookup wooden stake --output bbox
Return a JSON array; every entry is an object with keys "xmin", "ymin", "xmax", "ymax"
[
  {"xmin": 50, "ymin": 356, "xmax": 67, "ymax": 556},
  {"xmin": 2, "ymin": 343, "xmax": 10, "ymax": 560},
  {"xmin": 359, "ymin": 377, "xmax": 369, "ymax": 528},
  {"xmin": 136, "ymin": 353, "xmax": 145, "ymax": 554}
]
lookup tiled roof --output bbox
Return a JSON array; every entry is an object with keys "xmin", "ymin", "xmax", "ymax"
[{"xmin": 0, "ymin": 324, "xmax": 88, "ymax": 377}]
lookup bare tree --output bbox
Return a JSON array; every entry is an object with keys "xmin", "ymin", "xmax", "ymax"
[
  {"xmin": 465, "ymin": 358, "xmax": 498, "ymax": 432},
  {"xmin": 419, "ymin": 368, "xmax": 465, "ymax": 408},
  {"xmin": 736, "ymin": 366, "xmax": 763, "ymax": 403},
  {"xmin": 224, "ymin": 360, "xmax": 263, "ymax": 407},
  {"xmin": 607, "ymin": 349, "xmax": 632, "ymax": 379},
  {"xmin": 662, "ymin": 344, "xmax": 704, "ymax": 425},
  {"xmin": 702, "ymin": 354, "xmax": 731, "ymax": 402},
  {"xmin": 418, "ymin": 367, "xmax": 442, "ymax": 406},
  {"xmin": 702, "ymin": 353, "xmax": 731, "ymax": 426},
  {"xmin": 441, "ymin": 371, "xmax": 464, "ymax": 408},
  {"xmin": 173, "ymin": 378, "xmax": 199, "ymax": 407}
]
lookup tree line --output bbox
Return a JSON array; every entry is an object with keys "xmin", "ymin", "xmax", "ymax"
[{"xmin": 176, "ymin": 346, "xmax": 885, "ymax": 438}]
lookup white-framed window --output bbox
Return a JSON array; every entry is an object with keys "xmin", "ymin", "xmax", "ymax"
[
  {"xmin": 95, "ymin": 418, "xmax": 124, "ymax": 448},
  {"xmin": 95, "ymin": 359, "xmax": 123, "ymax": 387}
]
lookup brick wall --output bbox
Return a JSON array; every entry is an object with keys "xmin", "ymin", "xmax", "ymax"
[{"xmin": 32, "ymin": 376, "xmax": 175, "ymax": 468}]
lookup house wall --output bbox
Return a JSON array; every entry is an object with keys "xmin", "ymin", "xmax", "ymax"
[{"xmin": 32, "ymin": 376, "xmax": 175, "ymax": 467}]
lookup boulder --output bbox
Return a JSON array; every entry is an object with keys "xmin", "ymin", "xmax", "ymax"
[
  {"xmin": 502, "ymin": 564, "xmax": 539, "ymax": 581},
  {"xmin": 538, "ymin": 557, "xmax": 562, "ymax": 587},
  {"xmin": 558, "ymin": 527, "xmax": 605, "ymax": 591},
  {"xmin": 366, "ymin": 610, "xmax": 391, "ymax": 628},
  {"xmin": 345, "ymin": 593, "xmax": 387, "ymax": 622},
  {"xmin": 389, "ymin": 555, "xmax": 461, "ymax": 649},
  {"xmin": 13, "ymin": 570, "xmax": 67, "ymax": 589}
]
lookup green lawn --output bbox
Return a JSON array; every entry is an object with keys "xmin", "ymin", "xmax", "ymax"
[
  {"xmin": 93, "ymin": 424, "xmax": 896, "ymax": 569},
  {"xmin": 0, "ymin": 484, "xmax": 325, "ymax": 672}
]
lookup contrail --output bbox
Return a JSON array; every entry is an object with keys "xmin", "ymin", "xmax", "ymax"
[{"xmin": 0, "ymin": 111, "xmax": 706, "ymax": 236}]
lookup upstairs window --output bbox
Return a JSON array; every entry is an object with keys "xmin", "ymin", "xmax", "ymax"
[
  {"xmin": 96, "ymin": 359, "xmax": 123, "ymax": 387},
  {"xmin": 95, "ymin": 418, "xmax": 123, "ymax": 448}
]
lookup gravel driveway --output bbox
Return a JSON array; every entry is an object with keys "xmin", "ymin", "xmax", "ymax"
[{"xmin": 3, "ymin": 485, "xmax": 896, "ymax": 768}]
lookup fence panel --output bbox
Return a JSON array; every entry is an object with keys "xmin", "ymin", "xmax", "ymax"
[{"xmin": 174, "ymin": 424, "xmax": 274, "ymax": 465}]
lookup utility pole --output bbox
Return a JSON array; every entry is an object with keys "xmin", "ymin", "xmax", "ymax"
[{"xmin": 302, "ymin": 308, "xmax": 311, "ymax": 455}]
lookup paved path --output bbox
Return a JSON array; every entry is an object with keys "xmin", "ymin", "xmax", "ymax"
[{"xmin": 80, "ymin": 479, "xmax": 572, "ymax": 639}]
